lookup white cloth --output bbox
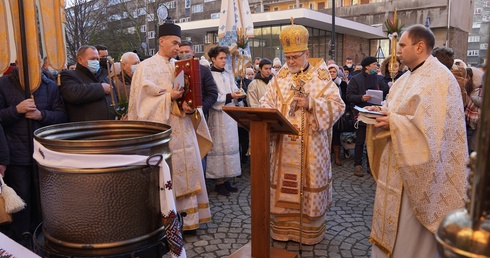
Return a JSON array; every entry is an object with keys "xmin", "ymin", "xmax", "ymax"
[
  {"xmin": 206, "ymin": 70, "xmax": 241, "ymax": 179},
  {"xmin": 371, "ymin": 190, "xmax": 439, "ymax": 258},
  {"xmin": 32, "ymin": 139, "xmax": 187, "ymax": 258}
]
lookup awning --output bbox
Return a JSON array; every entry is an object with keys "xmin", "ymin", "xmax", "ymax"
[{"xmin": 180, "ymin": 8, "xmax": 385, "ymax": 39}]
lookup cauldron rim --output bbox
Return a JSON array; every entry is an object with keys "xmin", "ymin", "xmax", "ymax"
[{"xmin": 34, "ymin": 120, "xmax": 172, "ymax": 148}]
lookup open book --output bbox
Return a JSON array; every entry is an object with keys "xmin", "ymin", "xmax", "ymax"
[{"xmin": 354, "ymin": 105, "xmax": 386, "ymax": 124}]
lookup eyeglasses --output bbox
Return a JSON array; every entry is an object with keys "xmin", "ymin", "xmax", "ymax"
[
  {"xmin": 273, "ymin": 66, "xmax": 281, "ymax": 69},
  {"xmin": 285, "ymin": 51, "xmax": 306, "ymax": 61}
]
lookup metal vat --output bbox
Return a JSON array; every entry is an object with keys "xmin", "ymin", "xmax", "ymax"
[{"xmin": 33, "ymin": 120, "xmax": 172, "ymax": 250}]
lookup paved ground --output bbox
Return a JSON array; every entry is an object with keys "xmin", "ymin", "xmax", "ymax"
[{"xmin": 166, "ymin": 153, "xmax": 376, "ymax": 258}]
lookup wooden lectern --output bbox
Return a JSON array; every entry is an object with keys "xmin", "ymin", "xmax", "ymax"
[{"xmin": 223, "ymin": 106, "xmax": 299, "ymax": 258}]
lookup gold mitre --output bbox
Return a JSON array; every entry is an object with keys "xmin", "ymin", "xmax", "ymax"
[{"xmin": 279, "ymin": 18, "xmax": 309, "ymax": 54}]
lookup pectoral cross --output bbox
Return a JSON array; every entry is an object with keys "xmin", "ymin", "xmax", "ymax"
[{"xmin": 288, "ymin": 80, "xmax": 308, "ymax": 117}]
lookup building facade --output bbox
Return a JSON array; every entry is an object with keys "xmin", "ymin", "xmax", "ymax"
[
  {"xmin": 468, "ymin": 0, "xmax": 489, "ymax": 66},
  {"xmin": 66, "ymin": 0, "xmax": 476, "ymax": 66}
]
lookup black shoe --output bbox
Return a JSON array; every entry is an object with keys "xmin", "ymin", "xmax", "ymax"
[
  {"xmin": 224, "ymin": 180, "xmax": 238, "ymax": 192},
  {"xmin": 183, "ymin": 229, "xmax": 197, "ymax": 236},
  {"xmin": 215, "ymin": 183, "xmax": 230, "ymax": 196}
]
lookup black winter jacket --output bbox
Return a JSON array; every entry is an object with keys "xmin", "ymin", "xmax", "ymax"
[
  {"xmin": 60, "ymin": 63, "xmax": 115, "ymax": 122},
  {"xmin": 346, "ymin": 71, "xmax": 389, "ymax": 108},
  {"xmin": 200, "ymin": 65, "xmax": 218, "ymax": 115},
  {"xmin": 0, "ymin": 125, "xmax": 9, "ymax": 166},
  {"xmin": 0, "ymin": 69, "xmax": 67, "ymax": 165}
]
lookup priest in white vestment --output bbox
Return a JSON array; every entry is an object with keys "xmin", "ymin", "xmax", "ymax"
[
  {"xmin": 127, "ymin": 21, "xmax": 212, "ymax": 232},
  {"xmin": 365, "ymin": 25, "xmax": 468, "ymax": 258},
  {"xmin": 260, "ymin": 22, "xmax": 345, "ymax": 245}
]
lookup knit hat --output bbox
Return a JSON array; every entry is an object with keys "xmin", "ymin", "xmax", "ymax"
[
  {"xmin": 199, "ymin": 56, "xmax": 210, "ymax": 68},
  {"xmin": 273, "ymin": 57, "xmax": 281, "ymax": 67},
  {"xmin": 361, "ymin": 56, "xmax": 378, "ymax": 68}
]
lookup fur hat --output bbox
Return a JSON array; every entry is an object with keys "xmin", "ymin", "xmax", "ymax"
[{"xmin": 380, "ymin": 55, "xmax": 404, "ymax": 76}]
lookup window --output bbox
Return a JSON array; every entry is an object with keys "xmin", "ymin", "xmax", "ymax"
[
  {"xmin": 127, "ymin": 26, "xmax": 136, "ymax": 34},
  {"xmin": 475, "ymin": 8, "xmax": 482, "ymax": 14},
  {"xmin": 185, "ymin": 0, "xmax": 191, "ymax": 8},
  {"xmin": 467, "ymin": 50, "xmax": 479, "ymax": 56},
  {"xmin": 204, "ymin": 0, "xmax": 215, "ymax": 2},
  {"xmin": 473, "ymin": 22, "xmax": 481, "ymax": 28},
  {"xmin": 147, "ymin": 31, "xmax": 155, "ymax": 39},
  {"xmin": 468, "ymin": 36, "xmax": 480, "ymax": 42},
  {"xmin": 205, "ymin": 32, "xmax": 218, "ymax": 44},
  {"xmin": 192, "ymin": 4, "xmax": 203, "ymax": 13},
  {"xmin": 210, "ymin": 12, "xmax": 220, "ymax": 19},
  {"xmin": 164, "ymin": 1, "xmax": 176, "ymax": 9},
  {"xmin": 149, "ymin": 49, "xmax": 155, "ymax": 56},
  {"xmin": 481, "ymin": 43, "xmax": 488, "ymax": 50},
  {"xmin": 483, "ymin": 16, "xmax": 490, "ymax": 22},
  {"xmin": 288, "ymin": 5, "xmax": 296, "ymax": 9},
  {"xmin": 179, "ymin": 17, "xmax": 190, "ymax": 23},
  {"xmin": 140, "ymin": 25, "xmax": 146, "ymax": 32},
  {"xmin": 309, "ymin": 3, "xmax": 315, "ymax": 9},
  {"xmin": 147, "ymin": 14, "xmax": 154, "ymax": 21},
  {"xmin": 273, "ymin": 7, "xmax": 279, "ymax": 11},
  {"xmin": 193, "ymin": 44, "xmax": 204, "ymax": 53}
]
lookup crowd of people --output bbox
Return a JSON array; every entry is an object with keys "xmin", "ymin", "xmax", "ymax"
[{"xmin": 0, "ymin": 19, "xmax": 486, "ymax": 258}]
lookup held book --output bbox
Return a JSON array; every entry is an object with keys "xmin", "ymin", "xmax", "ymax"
[
  {"xmin": 354, "ymin": 105, "xmax": 386, "ymax": 125},
  {"xmin": 174, "ymin": 58, "xmax": 202, "ymax": 108}
]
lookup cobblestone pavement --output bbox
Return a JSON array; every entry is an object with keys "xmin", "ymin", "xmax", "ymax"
[{"xmin": 165, "ymin": 154, "xmax": 376, "ymax": 258}]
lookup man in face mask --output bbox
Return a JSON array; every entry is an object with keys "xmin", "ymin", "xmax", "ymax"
[
  {"xmin": 96, "ymin": 45, "xmax": 109, "ymax": 71},
  {"xmin": 59, "ymin": 45, "xmax": 115, "ymax": 122},
  {"xmin": 178, "ymin": 40, "xmax": 218, "ymax": 117},
  {"xmin": 344, "ymin": 57, "xmax": 354, "ymax": 79},
  {"xmin": 346, "ymin": 56, "xmax": 389, "ymax": 177},
  {"xmin": 115, "ymin": 52, "xmax": 140, "ymax": 102}
]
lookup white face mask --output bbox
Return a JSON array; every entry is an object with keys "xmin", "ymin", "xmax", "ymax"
[
  {"xmin": 346, "ymin": 64, "xmax": 352, "ymax": 68},
  {"xmin": 254, "ymin": 64, "xmax": 259, "ymax": 70},
  {"xmin": 131, "ymin": 64, "xmax": 138, "ymax": 74},
  {"xmin": 87, "ymin": 60, "xmax": 100, "ymax": 74}
]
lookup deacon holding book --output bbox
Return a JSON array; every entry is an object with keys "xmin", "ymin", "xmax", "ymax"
[
  {"xmin": 365, "ymin": 24, "xmax": 468, "ymax": 258},
  {"xmin": 260, "ymin": 20, "xmax": 345, "ymax": 245},
  {"xmin": 127, "ymin": 19, "xmax": 212, "ymax": 233}
]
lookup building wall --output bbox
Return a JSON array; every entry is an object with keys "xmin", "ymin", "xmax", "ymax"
[{"xmin": 342, "ymin": 34, "xmax": 370, "ymax": 64}]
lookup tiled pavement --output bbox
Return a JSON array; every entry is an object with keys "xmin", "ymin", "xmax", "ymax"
[{"xmin": 166, "ymin": 154, "xmax": 376, "ymax": 258}]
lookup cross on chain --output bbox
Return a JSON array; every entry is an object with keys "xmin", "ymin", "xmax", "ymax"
[{"xmin": 288, "ymin": 80, "xmax": 308, "ymax": 117}]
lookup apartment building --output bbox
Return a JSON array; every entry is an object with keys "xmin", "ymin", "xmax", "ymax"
[{"xmin": 68, "ymin": 0, "xmax": 476, "ymax": 65}]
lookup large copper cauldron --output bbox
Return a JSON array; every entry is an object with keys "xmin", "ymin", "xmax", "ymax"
[{"xmin": 33, "ymin": 120, "xmax": 172, "ymax": 250}]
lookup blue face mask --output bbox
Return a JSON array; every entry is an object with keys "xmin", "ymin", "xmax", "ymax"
[
  {"xmin": 369, "ymin": 68, "xmax": 377, "ymax": 75},
  {"xmin": 87, "ymin": 60, "xmax": 100, "ymax": 74},
  {"xmin": 131, "ymin": 64, "xmax": 138, "ymax": 74}
]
